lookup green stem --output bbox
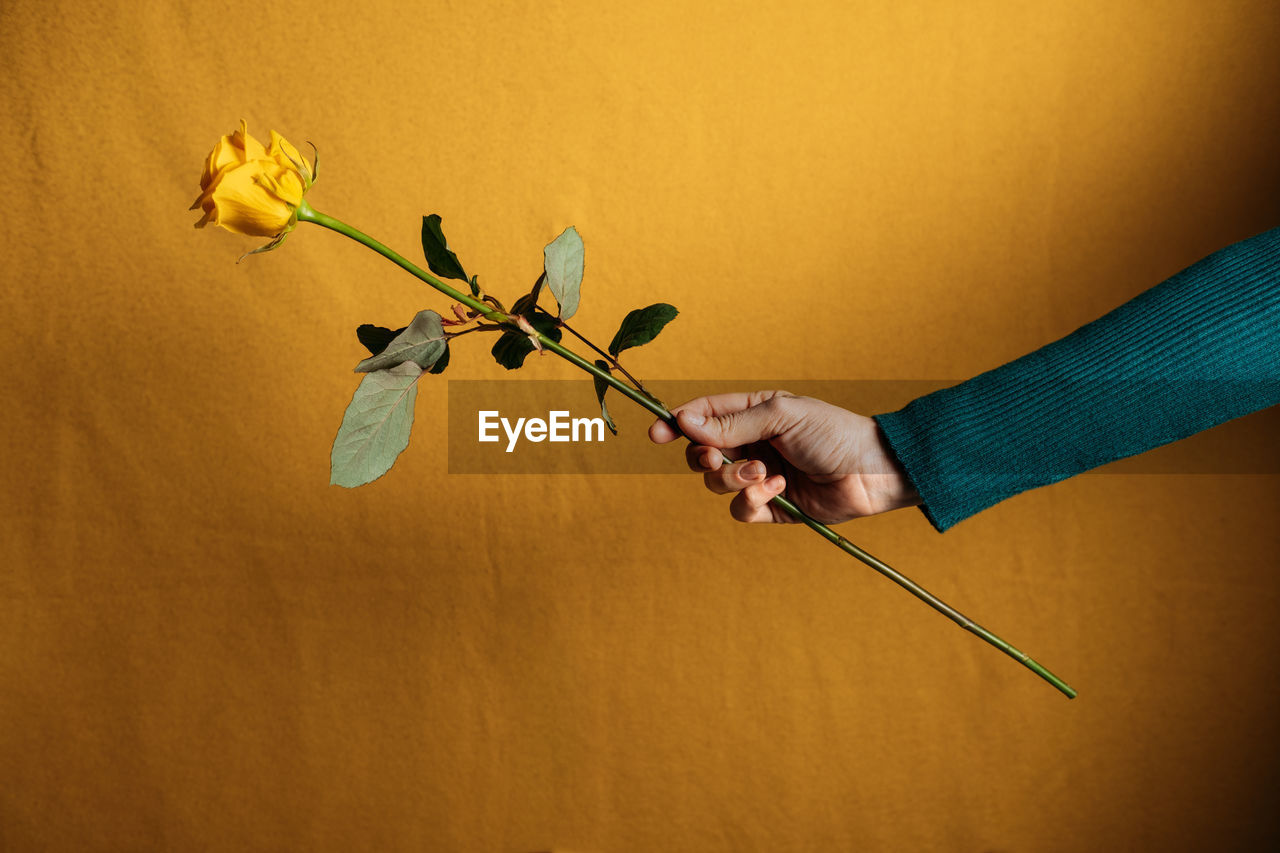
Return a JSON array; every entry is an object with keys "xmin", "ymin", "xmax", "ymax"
[
  {"xmin": 559, "ymin": 320, "xmax": 652, "ymax": 396},
  {"xmin": 537, "ymin": 335, "xmax": 673, "ymax": 423},
  {"xmin": 296, "ymin": 201, "xmax": 503, "ymax": 322},
  {"xmin": 300, "ymin": 204, "xmax": 1076, "ymax": 699},
  {"xmin": 296, "ymin": 203, "xmax": 661, "ymax": 425},
  {"xmin": 771, "ymin": 493, "xmax": 1076, "ymax": 698}
]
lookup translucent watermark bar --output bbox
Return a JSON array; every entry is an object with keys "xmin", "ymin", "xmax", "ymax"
[{"xmin": 447, "ymin": 379, "xmax": 1280, "ymax": 475}]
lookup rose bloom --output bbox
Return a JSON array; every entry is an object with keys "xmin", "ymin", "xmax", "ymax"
[{"xmin": 191, "ymin": 121, "xmax": 314, "ymax": 238}]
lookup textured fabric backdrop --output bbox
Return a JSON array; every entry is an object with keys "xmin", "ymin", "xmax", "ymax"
[{"xmin": 2, "ymin": 1, "xmax": 1278, "ymax": 850}]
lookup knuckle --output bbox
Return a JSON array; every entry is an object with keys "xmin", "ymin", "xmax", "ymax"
[
  {"xmin": 750, "ymin": 389, "xmax": 793, "ymax": 407},
  {"xmin": 759, "ymin": 395, "xmax": 792, "ymax": 430},
  {"xmin": 714, "ymin": 410, "xmax": 741, "ymax": 441}
]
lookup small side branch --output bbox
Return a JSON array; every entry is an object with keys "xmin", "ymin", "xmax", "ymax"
[{"xmin": 559, "ymin": 319, "xmax": 653, "ymax": 397}]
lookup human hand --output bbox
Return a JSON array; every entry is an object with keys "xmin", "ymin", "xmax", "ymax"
[{"xmin": 648, "ymin": 391, "xmax": 921, "ymax": 524}]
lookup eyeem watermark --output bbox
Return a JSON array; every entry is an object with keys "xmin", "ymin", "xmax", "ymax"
[
  {"xmin": 478, "ymin": 410, "xmax": 607, "ymax": 453},
  {"xmin": 448, "ymin": 379, "xmax": 1280, "ymax": 475}
]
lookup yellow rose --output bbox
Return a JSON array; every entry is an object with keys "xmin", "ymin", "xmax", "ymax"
[{"xmin": 190, "ymin": 120, "xmax": 314, "ymax": 239}]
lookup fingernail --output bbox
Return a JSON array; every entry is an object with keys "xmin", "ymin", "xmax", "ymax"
[
  {"xmin": 682, "ymin": 412, "xmax": 705, "ymax": 426},
  {"xmin": 741, "ymin": 462, "xmax": 764, "ymax": 480}
]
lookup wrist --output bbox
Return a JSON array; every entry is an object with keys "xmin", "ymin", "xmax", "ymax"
[{"xmin": 866, "ymin": 422, "xmax": 922, "ymax": 512}]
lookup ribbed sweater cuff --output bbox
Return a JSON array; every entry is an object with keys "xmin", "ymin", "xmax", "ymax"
[{"xmin": 874, "ymin": 226, "xmax": 1280, "ymax": 532}]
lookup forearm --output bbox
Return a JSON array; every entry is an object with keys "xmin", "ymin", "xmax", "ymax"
[{"xmin": 874, "ymin": 226, "xmax": 1280, "ymax": 532}]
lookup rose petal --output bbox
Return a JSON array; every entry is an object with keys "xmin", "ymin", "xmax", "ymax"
[
  {"xmin": 232, "ymin": 119, "xmax": 267, "ymax": 162},
  {"xmin": 267, "ymin": 130, "xmax": 310, "ymax": 181},
  {"xmin": 207, "ymin": 161, "xmax": 294, "ymax": 236}
]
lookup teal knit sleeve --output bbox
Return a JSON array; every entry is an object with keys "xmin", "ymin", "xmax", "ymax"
[{"xmin": 873, "ymin": 226, "xmax": 1280, "ymax": 532}]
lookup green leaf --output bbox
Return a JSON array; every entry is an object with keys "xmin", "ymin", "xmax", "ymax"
[
  {"xmin": 356, "ymin": 324, "xmax": 407, "ymax": 356},
  {"xmin": 421, "ymin": 214, "xmax": 470, "ymax": 282},
  {"xmin": 330, "ymin": 361, "xmax": 423, "ymax": 488},
  {"xmin": 608, "ymin": 303, "xmax": 679, "ymax": 356},
  {"xmin": 592, "ymin": 359, "xmax": 618, "ymax": 435},
  {"xmin": 543, "ymin": 226, "xmax": 583, "ymax": 320},
  {"xmin": 511, "ymin": 272, "xmax": 546, "ymax": 316},
  {"xmin": 428, "ymin": 342, "xmax": 450, "ymax": 375},
  {"xmin": 355, "ymin": 310, "xmax": 448, "ymax": 373},
  {"xmin": 468, "ymin": 274, "xmax": 480, "ymax": 297},
  {"xmin": 491, "ymin": 313, "xmax": 562, "ymax": 370}
]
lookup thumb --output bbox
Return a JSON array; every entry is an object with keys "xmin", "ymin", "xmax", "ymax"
[{"xmin": 676, "ymin": 394, "xmax": 798, "ymax": 449}]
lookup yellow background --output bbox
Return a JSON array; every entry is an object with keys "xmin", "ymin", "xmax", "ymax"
[{"xmin": 3, "ymin": 0, "xmax": 1278, "ymax": 849}]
